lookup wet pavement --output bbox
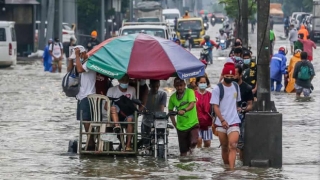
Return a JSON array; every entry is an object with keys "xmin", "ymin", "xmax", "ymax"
[{"xmin": 0, "ymin": 24, "xmax": 319, "ymax": 180}]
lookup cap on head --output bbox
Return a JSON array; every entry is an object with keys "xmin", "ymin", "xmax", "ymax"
[
  {"xmin": 91, "ymin": 30, "xmax": 98, "ymax": 37},
  {"xmin": 222, "ymin": 62, "xmax": 236, "ymax": 76},
  {"xmin": 174, "ymin": 77, "xmax": 185, "ymax": 84},
  {"xmin": 69, "ymin": 45, "xmax": 87, "ymax": 59}
]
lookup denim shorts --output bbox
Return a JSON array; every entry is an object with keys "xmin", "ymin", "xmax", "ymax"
[{"xmin": 76, "ymin": 97, "xmax": 92, "ymax": 121}]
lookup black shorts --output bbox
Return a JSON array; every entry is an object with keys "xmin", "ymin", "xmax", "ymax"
[
  {"xmin": 76, "ymin": 97, "xmax": 92, "ymax": 121},
  {"xmin": 177, "ymin": 124, "xmax": 199, "ymax": 154}
]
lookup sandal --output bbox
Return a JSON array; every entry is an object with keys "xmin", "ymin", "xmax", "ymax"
[{"xmin": 125, "ymin": 147, "xmax": 133, "ymax": 151}]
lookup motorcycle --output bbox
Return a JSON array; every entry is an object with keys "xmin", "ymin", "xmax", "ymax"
[
  {"xmin": 237, "ymin": 101, "xmax": 247, "ymax": 150},
  {"xmin": 200, "ymin": 45, "xmax": 210, "ymax": 63},
  {"xmin": 216, "ymin": 37, "xmax": 227, "ymax": 50},
  {"xmin": 210, "ymin": 17, "xmax": 216, "ymax": 26},
  {"xmin": 136, "ymin": 100, "xmax": 188, "ymax": 159},
  {"xmin": 204, "ymin": 22, "xmax": 208, "ymax": 31}
]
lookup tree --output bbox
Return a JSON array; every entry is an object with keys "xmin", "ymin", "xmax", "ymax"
[
  {"xmin": 77, "ymin": 0, "xmax": 128, "ymax": 34},
  {"xmin": 219, "ymin": 0, "xmax": 257, "ymax": 19}
]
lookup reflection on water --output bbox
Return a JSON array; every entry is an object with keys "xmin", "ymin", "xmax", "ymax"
[{"xmin": 0, "ymin": 31, "xmax": 320, "ymax": 179}]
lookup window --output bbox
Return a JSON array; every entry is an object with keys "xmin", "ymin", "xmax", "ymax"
[
  {"xmin": 122, "ymin": 29, "xmax": 165, "ymax": 38},
  {"xmin": 0, "ymin": 28, "xmax": 6, "ymax": 41},
  {"xmin": 62, "ymin": 24, "xmax": 72, "ymax": 30},
  {"xmin": 11, "ymin": 27, "xmax": 16, "ymax": 41}
]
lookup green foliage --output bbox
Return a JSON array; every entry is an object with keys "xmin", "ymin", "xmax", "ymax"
[
  {"xmin": 77, "ymin": 0, "xmax": 129, "ymax": 34},
  {"xmin": 219, "ymin": 0, "xmax": 257, "ymax": 19},
  {"xmin": 212, "ymin": 3, "xmax": 225, "ymax": 13}
]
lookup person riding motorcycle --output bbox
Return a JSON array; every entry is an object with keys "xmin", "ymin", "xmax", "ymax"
[
  {"xmin": 217, "ymin": 29, "xmax": 228, "ymax": 41},
  {"xmin": 200, "ymin": 35, "xmax": 219, "ymax": 65}
]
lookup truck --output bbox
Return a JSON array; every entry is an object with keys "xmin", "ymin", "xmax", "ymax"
[
  {"xmin": 135, "ymin": 1, "xmax": 163, "ymax": 22},
  {"xmin": 311, "ymin": 0, "xmax": 320, "ymax": 42},
  {"xmin": 270, "ymin": 3, "xmax": 284, "ymax": 24}
]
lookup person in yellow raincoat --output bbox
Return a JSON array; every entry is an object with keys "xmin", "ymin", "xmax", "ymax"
[{"xmin": 285, "ymin": 49, "xmax": 302, "ymax": 93}]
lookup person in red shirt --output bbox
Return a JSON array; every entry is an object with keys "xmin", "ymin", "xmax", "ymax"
[
  {"xmin": 195, "ymin": 76, "xmax": 212, "ymax": 148},
  {"xmin": 200, "ymin": 35, "xmax": 219, "ymax": 65},
  {"xmin": 298, "ymin": 35, "xmax": 316, "ymax": 61}
]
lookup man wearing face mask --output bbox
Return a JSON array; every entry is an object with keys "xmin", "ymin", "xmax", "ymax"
[
  {"xmin": 233, "ymin": 64, "xmax": 254, "ymax": 160},
  {"xmin": 242, "ymin": 51, "xmax": 257, "ymax": 99},
  {"xmin": 210, "ymin": 62, "xmax": 241, "ymax": 170},
  {"xmin": 73, "ymin": 45, "xmax": 96, "ymax": 151},
  {"xmin": 107, "ymin": 74, "xmax": 136, "ymax": 151},
  {"xmin": 140, "ymin": 80, "xmax": 167, "ymax": 146},
  {"xmin": 229, "ymin": 38, "xmax": 252, "ymax": 57}
]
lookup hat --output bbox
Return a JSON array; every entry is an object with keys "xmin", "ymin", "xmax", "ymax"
[
  {"xmin": 222, "ymin": 62, "xmax": 235, "ymax": 76},
  {"xmin": 174, "ymin": 77, "xmax": 185, "ymax": 84},
  {"xmin": 69, "ymin": 45, "xmax": 86, "ymax": 59},
  {"xmin": 294, "ymin": 49, "xmax": 302, "ymax": 54},
  {"xmin": 201, "ymin": 60, "xmax": 207, "ymax": 65},
  {"xmin": 91, "ymin": 30, "xmax": 98, "ymax": 37},
  {"xmin": 243, "ymin": 50, "xmax": 251, "ymax": 56}
]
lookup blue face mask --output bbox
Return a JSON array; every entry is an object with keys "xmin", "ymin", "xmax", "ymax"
[
  {"xmin": 243, "ymin": 59, "xmax": 251, "ymax": 65},
  {"xmin": 198, "ymin": 83, "xmax": 207, "ymax": 90},
  {"xmin": 234, "ymin": 56, "xmax": 242, "ymax": 61},
  {"xmin": 119, "ymin": 83, "xmax": 128, "ymax": 89}
]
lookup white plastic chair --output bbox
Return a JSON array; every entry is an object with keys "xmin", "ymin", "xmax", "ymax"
[{"xmin": 86, "ymin": 94, "xmax": 111, "ymax": 151}]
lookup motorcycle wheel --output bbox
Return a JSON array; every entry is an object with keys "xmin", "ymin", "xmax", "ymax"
[
  {"xmin": 68, "ymin": 140, "xmax": 78, "ymax": 153},
  {"xmin": 157, "ymin": 144, "xmax": 165, "ymax": 159}
]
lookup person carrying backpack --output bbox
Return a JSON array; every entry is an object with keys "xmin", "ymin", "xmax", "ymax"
[
  {"xmin": 210, "ymin": 62, "xmax": 241, "ymax": 170},
  {"xmin": 49, "ymin": 37, "xmax": 64, "ymax": 73},
  {"xmin": 293, "ymin": 51, "xmax": 315, "ymax": 98}
]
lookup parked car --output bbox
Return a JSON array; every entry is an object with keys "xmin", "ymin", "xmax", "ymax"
[
  {"xmin": 0, "ymin": 21, "xmax": 17, "ymax": 68},
  {"xmin": 35, "ymin": 21, "xmax": 77, "ymax": 43}
]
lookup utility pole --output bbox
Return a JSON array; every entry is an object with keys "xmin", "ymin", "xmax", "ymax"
[
  {"xmin": 129, "ymin": 0, "xmax": 133, "ymax": 21},
  {"xmin": 38, "ymin": 0, "xmax": 47, "ymax": 50},
  {"xmin": 101, "ymin": 0, "xmax": 105, "ymax": 41},
  {"xmin": 241, "ymin": 0, "xmax": 248, "ymax": 47},
  {"xmin": 53, "ymin": 0, "xmax": 62, "ymax": 41},
  {"xmin": 46, "ymin": 0, "xmax": 55, "ymax": 42},
  {"xmin": 243, "ymin": 0, "xmax": 282, "ymax": 168}
]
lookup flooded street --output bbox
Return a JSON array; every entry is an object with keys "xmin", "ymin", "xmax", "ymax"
[{"xmin": 0, "ymin": 24, "xmax": 319, "ymax": 180}]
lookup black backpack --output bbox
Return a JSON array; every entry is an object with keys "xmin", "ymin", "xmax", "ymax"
[
  {"xmin": 110, "ymin": 95, "xmax": 138, "ymax": 120},
  {"xmin": 62, "ymin": 67, "xmax": 80, "ymax": 97}
]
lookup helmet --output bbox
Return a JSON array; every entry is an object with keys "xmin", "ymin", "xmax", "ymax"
[
  {"xmin": 279, "ymin": 46, "xmax": 288, "ymax": 54},
  {"xmin": 204, "ymin": 35, "xmax": 210, "ymax": 41},
  {"xmin": 91, "ymin": 30, "xmax": 98, "ymax": 37},
  {"xmin": 219, "ymin": 29, "xmax": 224, "ymax": 33},
  {"xmin": 140, "ymin": 30, "xmax": 146, "ymax": 34}
]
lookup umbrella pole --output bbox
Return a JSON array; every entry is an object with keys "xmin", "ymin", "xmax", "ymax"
[{"xmin": 134, "ymin": 81, "xmax": 140, "ymax": 154}]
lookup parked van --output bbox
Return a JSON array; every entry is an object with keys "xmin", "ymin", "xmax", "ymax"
[{"xmin": 0, "ymin": 21, "xmax": 17, "ymax": 67}]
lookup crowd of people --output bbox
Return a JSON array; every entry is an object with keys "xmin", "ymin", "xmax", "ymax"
[
  {"xmin": 270, "ymin": 21, "xmax": 316, "ymax": 98},
  {"xmin": 55, "ymin": 19, "xmax": 316, "ymax": 170}
]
